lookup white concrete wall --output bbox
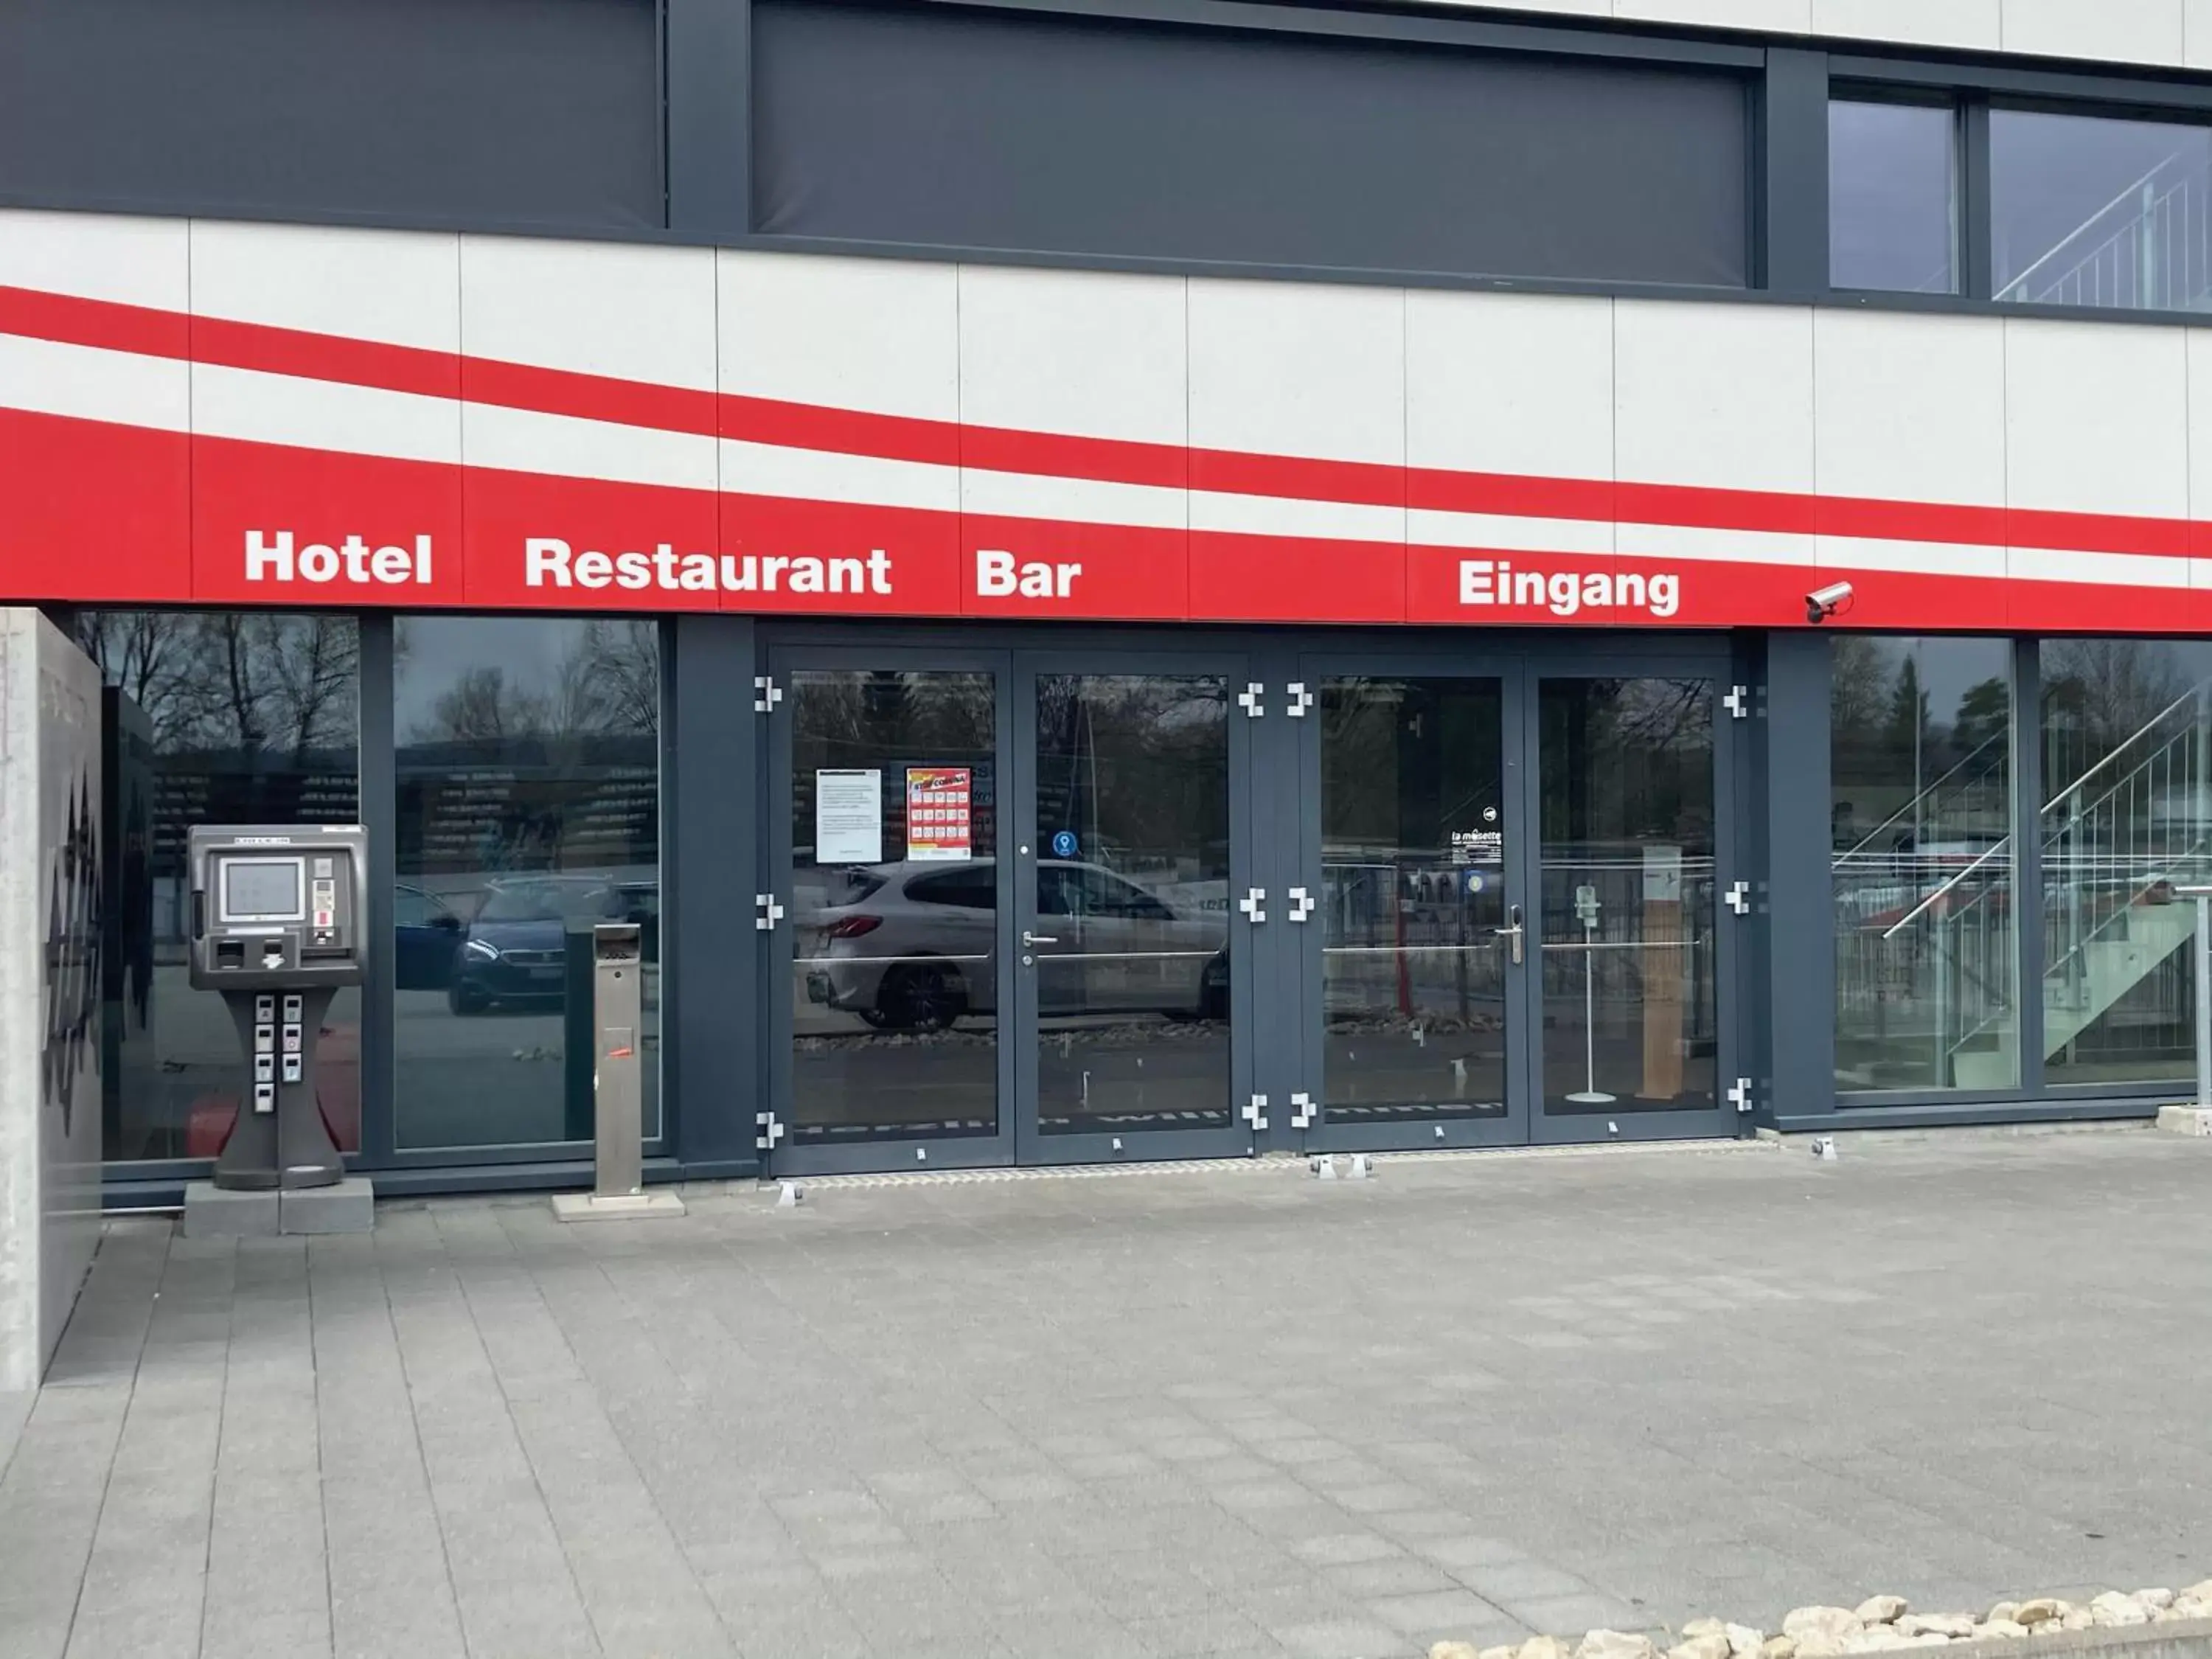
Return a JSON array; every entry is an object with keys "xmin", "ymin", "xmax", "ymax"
[
  {"xmin": 0, "ymin": 608, "xmax": 104, "ymax": 1393},
  {"xmin": 1433, "ymin": 0, "xmax": 2212, "ymax": 68}
]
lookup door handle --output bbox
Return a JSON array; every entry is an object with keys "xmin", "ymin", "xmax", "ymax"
[
  {"xmin": 1493, "ymin": 905, "xmax": 1526, "ymax": 965},
  {"xmin": 1022, "ymin": 931, "xmax": 1060, "ymax": 946}
]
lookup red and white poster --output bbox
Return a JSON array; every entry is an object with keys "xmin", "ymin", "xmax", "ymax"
[{"xmin": 906, "ymin": 768, "xmax": 973, "ymax": 862}]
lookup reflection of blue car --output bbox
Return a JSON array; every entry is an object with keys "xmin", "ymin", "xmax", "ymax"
[
  {"xmin": 448, "ymin": 877, "xmax": 654, "ymax": 1015},
  {"xmin": 392, "ymin": 884, "xmax": 462, "ymax": 991}
]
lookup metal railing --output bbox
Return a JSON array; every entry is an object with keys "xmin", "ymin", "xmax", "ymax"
[
  {"xmin": 1996, "ymin": 148, "xmax": 2212, "ymax": 313},
  {"xmin": 1837, "ymin": 681, "xmax": 2212, "ymax": 1088}
]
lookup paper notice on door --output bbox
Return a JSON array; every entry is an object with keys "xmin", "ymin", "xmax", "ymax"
[
  {"xmin": 906, "ymin": 767, "xmax": 973, "ymax": 862},
  {"xmin": 815, "ymin": 769, "xmax": 883, "ymax": 863}
]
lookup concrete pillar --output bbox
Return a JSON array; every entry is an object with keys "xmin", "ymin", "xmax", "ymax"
[{"xmin": 0, "ymin": 609, "xmax": 105, "ymax": 1393}]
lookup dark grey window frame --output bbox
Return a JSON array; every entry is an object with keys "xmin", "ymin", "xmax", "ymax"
[
  {"xmin": 1824, "ymin": 82, "xmax": 1965, "ymax": 297},
  {"xmin": 1799, "ymin": 632, "xmax": 2184, "ymax": 1134}
]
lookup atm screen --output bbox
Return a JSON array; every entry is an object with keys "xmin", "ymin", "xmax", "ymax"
[{"xmin": 220, "ymin": 857, "xmax": 306, "ymax": 923}]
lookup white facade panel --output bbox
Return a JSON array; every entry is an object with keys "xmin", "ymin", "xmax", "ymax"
[
  {"xmin": 1809, "ymin": 0, "xmax": 2002, "ymax": 48},
  {"xmin": 958, "ymin": 266, "xmax": 1187, "ymax": 447},
  {"xmin": 1187, "ymin": 279, "xmax": 1405, "ymax": 468},
  {"xmin": 191, "ymin": 366, "xmax": 464, "ymax": 467},
  {"xmin": 460, "ymin": 238, "xmax": 716, "ymax": 491},
  {"xmin": 717, "ymin": 251, "xmax": 958, "ymax": 422},
  {"xmin": 2004, "ymin": 318, "xmax": 2188, "ymax": 520},
  {"xmin": 1613, "ymin": 0, "xmax": 1809, "ymax": 30},
  {"xmin": 189, "ymin": 220, "xmax": 459, "ymax": 349},
  {"xmin": 2001, "ymin": 0, "xmax": 2185, "ymax": 65},
  {"xmin": 0, "ymin": 335, "xmax": 189, "ymax": 434},
  {"xmin": 1614, "ymin": 300, "xmax": 1814, "ymax": 493},
  {"xmin": 0, "ymin": 209, "xmax": 187, "ymax": 310},
  {"xmin": 1405, "ymin": 291, "xmax": 1614, "ymax": 486},
  {"xmin": 460, "ymin": 237, "xmax": 717, "ymax": 389},
  {"xmin": 1814, "ymin": 310, "xmax": 2006, "ymax": 507}
]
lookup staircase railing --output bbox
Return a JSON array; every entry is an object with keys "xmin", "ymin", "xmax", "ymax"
[
  {"xmin": 2040, "ymin": 686, "xmax": 2212, "ymax": 1046},
  {"xmin": 1837, "ymin": 680, "xmax": 2212, "ymax": 1088},
  {"xmin": 1836, "ymin": 728, "xmax": 2008, "ymax": 866},
  {"xmin": 1996, "ymin": 147, "xmax": 2212, "ymax": 312}
]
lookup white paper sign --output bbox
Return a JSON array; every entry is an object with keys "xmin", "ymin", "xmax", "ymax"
[{"xmin": 815, "ymin": 769, "xmax": 883, "ymax": 863}]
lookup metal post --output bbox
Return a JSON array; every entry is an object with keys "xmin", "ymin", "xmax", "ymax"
[
  {"xmin": 549, "ymin": 922, "xmax": 684, "ymax": 1221},
  {"xmin": 2198, "ymin": 894, "xmax": 2211, "ymax": 1112},
  {"xmin": 2175, "ymin": 887, "xmax": 2212, "ymax": 1111}
]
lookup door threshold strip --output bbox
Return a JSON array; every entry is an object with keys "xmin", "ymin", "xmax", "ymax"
[{"xmin": 771, "ymin": 1136, "xmax": 1773, "ymax": 1189}]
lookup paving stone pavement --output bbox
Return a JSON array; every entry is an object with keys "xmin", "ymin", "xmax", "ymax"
[{"xmin": 3, "ymin": 1128, "xmax": 2211, "ymax": 1659}]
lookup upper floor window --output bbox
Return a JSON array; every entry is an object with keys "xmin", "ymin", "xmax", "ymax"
[
  {"xmin": 1829, "ymin": 97, "xmax": 1958, "ymax": 294},
  {"xmin": 1992, "ymin": 108, "xmax": 2212, "ymax": 312}
]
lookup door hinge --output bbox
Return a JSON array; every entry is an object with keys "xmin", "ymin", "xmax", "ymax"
[
  {"xmin": 756, "ymin": 1110, "xmax": 786, "ymax": 1150},
  {"xmin": 1287, "ymin": 886, "xmax": 1315, "ymax": 922},
  {"xmin": 1237, "ymin": 682, "xmax": 1266, "ymax": 718},
  {"xmin": 1239, "ymin": 887, "xmax": 1267, "ymax": 924},
  {"xmin": 1722, "ymin": 684, "xmax": 1751, "ymax": 719},
  {"xmin": 754, "ymin": 675, "xmax": 783, "ymax": 714},
  {"xmin": 755, "ymin": 893, "xmax": 785, "ymax": 931},
  {"xmin": 1286, "ymin": 681, "xmax": 1315, "ymax": 717},
  {"xmin": 1290, "ymin": 1091, "xmax": 1315, "ymax": 1128},
  {"xmin": 1725, "ymin": 881, "xmax": 1751, "ymax": 916},
  {"xmin": 1727, "ymin": 1077, "xmax": 1755, "ymax": 1115},
  {"xmin": 1242, "ymin": 1093, "xmax": 1269, "ymax": 1131}
]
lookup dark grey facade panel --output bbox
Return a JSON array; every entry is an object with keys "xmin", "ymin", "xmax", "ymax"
[
  {"xmin": 752, "ymin": 0, "xmax": 1753, "ymax": 287},
  {"xmin": 0, "ymin": 0, "xmax": 663, "ymax": 229}
]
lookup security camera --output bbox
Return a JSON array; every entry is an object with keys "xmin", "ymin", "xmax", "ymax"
[{"xmin": 1805, "ymin": 581, "xmax": 1854, "ymax": 624}]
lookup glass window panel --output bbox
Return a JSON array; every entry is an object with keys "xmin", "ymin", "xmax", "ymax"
[
  {"xmin": 77, "ymin": 611, "xmax": 361, "ymax": 1164},
  {"xmin": 2040, "ymin": 640, "xmax": 2212, "ymax": 1086},
  {"xmin": 393, "ymin": 617, "xmax": 661, "ymax": 1151},
  {"xmin": 1992, "ymin": 108, "xmax": 2212, "ymax": 311},
  {"xmin": 1832, "ymin": 638, "xmax": 2014, "ymax": 1092},
  {"xmin": 789, "ymin": 669, "xmax": 998, "ymax": 1145},
  {"xmin": 1829, "ymin": 99, "xmax": 1957, "ymax": 293},
  {"xmin": 1321, "ymin": 677, "xmax": 1510, "ymax": 1124},
  {"xmin": 1032, "ymin": 675, "xmax": 1231, "ymax": 1135},
  {"xmin": 1538, "ymin": 679, "xmax": 1717, "ymax": 1116}
]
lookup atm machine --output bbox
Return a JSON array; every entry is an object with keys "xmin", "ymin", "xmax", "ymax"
[{"xmin": 188, "ymin": 825, "xmax": 367, "ymax": 1192}]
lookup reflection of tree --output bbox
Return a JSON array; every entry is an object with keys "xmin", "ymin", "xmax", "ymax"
[
  {"xmin": 1830, "ymin": 636, "xmax": 1895, "ymax": 742},
  {"xmin": 397, "ymin": 620, "xmax": 662, "ymax": 881},
  {"xmin": 2042, "ymin": 639, "xmax": 2196, "ymax": 795},
  {"xmin": 1542, "ymin": 679, "xmax": 1713, "ymax": 849},
  {"xmin": 1036, "ymin": 675, "xmax": 1228, "ymax": 875},
  {"xmin": 1950, "ymin": 677, "xmax": 2009, "ymax": 757},
  {"xmin": 407, "ymin": 620, "xmax": 660, "ymax": 746},
  {"xmin": 76, "ymin": 612, "xmax": 359, "ymax": 760}
]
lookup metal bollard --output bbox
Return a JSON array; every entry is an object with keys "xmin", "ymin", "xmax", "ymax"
[
  {"xmin": 593, "ymin": 922, "xmax": 644, "ymax": 1197},
  {"xmin": 549, "ymin": 922, "xmax": 684, "ymax": 1221}
]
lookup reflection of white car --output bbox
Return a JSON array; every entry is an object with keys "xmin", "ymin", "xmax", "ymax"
[{"xmin": 806, "ymin": 858, "xmax": 1228, "ymax": 1031}]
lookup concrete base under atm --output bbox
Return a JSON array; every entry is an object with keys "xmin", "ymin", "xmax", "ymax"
[
  {"xmin": 183, "ymin": 1176, "xmax": 375, "ymax": 1238},
  {"xmin": 549, "ymin": 1189, "xmax": 687, "ymax": 1223}
]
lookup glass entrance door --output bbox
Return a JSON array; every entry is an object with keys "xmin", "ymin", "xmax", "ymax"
[
  {"xmin": 1299, "ymin": 668, "xmax": 1530, "ymax": 1150},
  {"xmin": 1290, "ymin": 655, "xmax": 1738, "ymax": 1152},
  {"xmin": 1533, "ymin": 675, "xmax": 1732, "ymax": 1141},
  {"xmin": 768, "ymin": 650, "xmax": 1013, "ymax": 1172},
  {"xmin": 1013, "ymin": 657, "xmax": 1256, "ymax": 1162}
]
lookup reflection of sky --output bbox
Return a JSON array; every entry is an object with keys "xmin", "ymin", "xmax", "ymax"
[
  {"xmin": 393, "ymin": 616, "xmax": 590, "ymax": 743},
  {"xmin": 1992, "ymin": 109, "xmax": 2209, "ymax": 291},
  {"xmin": 1830, "ymin": 100, "xmax": 1955, "ymax": 292}
]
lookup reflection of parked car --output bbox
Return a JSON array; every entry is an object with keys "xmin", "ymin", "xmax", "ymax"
[
  {"xmin": 449, "ymin": 876, "xmax": 655, "ymax": 1015},
  {"xmin": 805, "ymin": 858, "xmax": 1228, "ymax": 1032},
  {"xmin": 393, "ymin": 884, "xmax": 463, "ymax": 991}
]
